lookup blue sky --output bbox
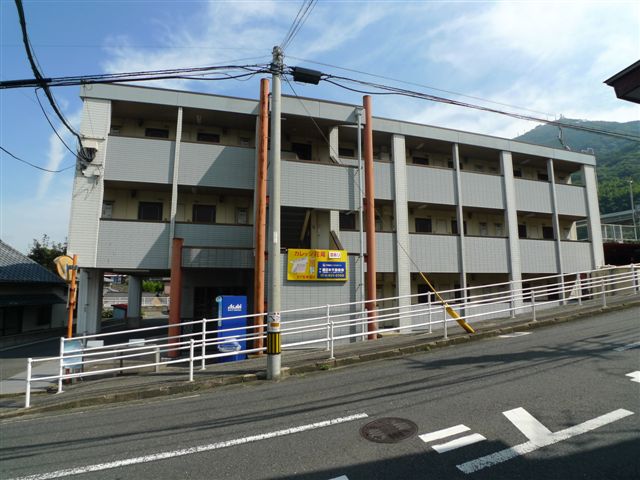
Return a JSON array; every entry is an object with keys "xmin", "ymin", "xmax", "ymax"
[{"xmin": 1, "ymin": 0, "xmax": 638, "ymax": 253}]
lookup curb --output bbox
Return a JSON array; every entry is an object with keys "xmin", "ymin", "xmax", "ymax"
[{"xmin": 2, "ymin": 299, "xmax": 638, "ymax": 420}]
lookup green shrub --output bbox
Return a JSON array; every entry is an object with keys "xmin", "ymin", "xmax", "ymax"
[{"xmin": 142, "ymin": 280, "xmax": 164, "ymax": 294}]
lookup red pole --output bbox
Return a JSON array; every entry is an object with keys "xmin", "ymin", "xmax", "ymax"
[
  {"xmin": 363, "ymin": 96, "xmax": 378, "ymax": 339},
  {"xmin": 253, "ymin": 78, "xmax": 269, "ymax": 352},
  {"xmin": 66, "ymin": 254, "xmax": 77, "ymax": 338},
  {"xmin": 168, "ymin": 237, "xmax": 183, "ymax": 358}
]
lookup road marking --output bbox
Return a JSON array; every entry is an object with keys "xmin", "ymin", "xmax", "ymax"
[
  {"xmin": 419, "ymin": 424, "xmax": 470, "ymax": 443},
  {"xmin": 498, "ymin": 332, "xmax": 531, "ymax": 338},
  {"xmin": 457, "ymin": 408, "xmax": 634, "ymax": 474},
  {"xmin": 503, "ymin": 407, "xmax": 552, "ymax": 445},
  {"xmin": 328, "ymin": 476, "xmax": 349, "ymax": 480},
  {"xmin": 432, "ymin": 433, "xmax": 486, "ymax": 453},
  {"xmin": 625, "ymin": 371, "xmax": 640, "ymax": 383},
  {"xmin": 6, "ymin": 413, "xmax": 369, "ymax": 480},
  {"xmin": 614, "ymin": 341, "xmax": 640, "ymax": 352}
]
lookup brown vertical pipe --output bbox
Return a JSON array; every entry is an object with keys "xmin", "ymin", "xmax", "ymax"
[
  {"xmin": 168, "ymin": 237, "xmax": 183, "ymax": 358},
  {"xmin": 363, "ymin": 96, "xmax": 378, "ymax": 339},
  {"xmin": 66, "ymin": 254, "xmax": 77, "ymax": 338},
  {"xmin": 253, "ymin": 78, "xmax": 269, "ymax": 351}
]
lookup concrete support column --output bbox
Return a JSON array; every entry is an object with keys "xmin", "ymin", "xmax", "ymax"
[
  {"xmin": 452, "ymin": 144, "xmax": 467, "ymax": 305},
  {"xmin": 547, "ymin": 159, "xmax": 565, "ymax": 301},
  {"xmin": 501, "ymin": 152, "xmax": 524, "ymax": 308},
  {"xmin": 329, "ymin": 127, "xmax": 339, "ymax": 163},
  {"xmin": 582, "ymin": 165, "xmax": 605, "ymax": 268},
  {"xmin": 168, "ymin": 106, "xmax": 183, "ymax": 266},
  {"xmin": 127, "ymin": 276, "xmax": 142, "ymax": 328},
  {"xmin": 392, "ymin": 134, "xmax": 411, "ymax": 330},
  {"xmin": 77, "ymin": 269, "xmax": 102, "ymax": 335}
]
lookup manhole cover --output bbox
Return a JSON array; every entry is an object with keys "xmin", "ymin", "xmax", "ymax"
[{"xmin": 360, "ymin": 417, "xmax": 418, "ymax": 444}]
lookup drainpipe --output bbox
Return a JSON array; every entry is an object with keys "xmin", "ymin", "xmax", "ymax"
[
  {"xmin": 356, "ymin": 107, "xmax": 366, "ymax": 321},
  {"xmin": 363, "ymin": 96, "xmax": 378, "ymax": 339}
]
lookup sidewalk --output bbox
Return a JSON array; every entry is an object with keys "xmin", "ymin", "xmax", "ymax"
[{"xmin": 1, "ymin": 295, "xmax": 638, "ymax": 419}]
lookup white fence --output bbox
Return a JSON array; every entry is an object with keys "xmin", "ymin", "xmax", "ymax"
[
  {"xmin": 103, "ymin": 296, "xmax": 169, "ymax": 308},
  {"xmin": 601, "ymin": 224, "xmax": 639, "ymax": 242},
  {"xmin": 24, "ymin": 264, "xmax": 640, "ymax": 408}
]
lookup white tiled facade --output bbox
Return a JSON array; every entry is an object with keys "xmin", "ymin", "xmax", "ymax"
[{"xmin": 67, "ymin": 84, "xmax": 604, "ymax": 333}]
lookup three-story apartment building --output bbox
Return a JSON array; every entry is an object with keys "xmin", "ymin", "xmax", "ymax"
[{"xmin": 68, "ymin": 84, "xmax": 603, "ymax": 334}]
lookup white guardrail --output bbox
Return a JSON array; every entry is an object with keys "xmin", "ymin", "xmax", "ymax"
[
  {"xmin": 24, "ymin": 264, "xmax": 640, "ymax": 408},
  {"xmin": 103, "ymin": 296, "xmax": 169, "ymax": 307}
]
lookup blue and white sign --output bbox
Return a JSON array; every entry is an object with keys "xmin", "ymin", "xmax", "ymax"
[
  {"xmin": 216, "ymin": 295, "xmax": 247, "ymax": 362},
  {"xmin": 317, "ymin": 261, "xmax": 347, "ymax": 280}
]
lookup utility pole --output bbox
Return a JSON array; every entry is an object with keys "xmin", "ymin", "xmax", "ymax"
[{"xmin": 267, "ymin": 46, "xmax": 283, "ymax": 380}]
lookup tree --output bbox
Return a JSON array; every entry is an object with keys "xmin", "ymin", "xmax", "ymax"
[{"xmin": 27, "ymin": 234, "xmax": 67, "ymax": 273}]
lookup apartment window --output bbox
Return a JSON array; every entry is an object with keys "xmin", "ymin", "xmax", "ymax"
[
  {"xmin": 192, "ymin": 204, "xmax": 216, "ymax": 223},
  {"xmin": 542, "ymin": 226, "xmax": 554, "ymax": 239},
  {"xmin": 236, "ymin": 208, "xmax": 248, "ymax": 225},
  {"xmin": 518, "ymin": 224, "xmax": 527, "ymax": 238},
  {"xmin": 339, "ymin": 212, "xmax": 356, "ymax": 230},
  {"xmin": 138, "ymin": 202, "xmax": 163, "ymax": 221},
  {"xmin": 145, "ymin": 128, "xmax": 169, "ymax": 139},
  {"xmin": 447, "ymin": 160, "xmax": 454, "ymax": 169},
  {"xmin": 451, "ymin": 220, "xmax": 468, "ymax": 235},
  {"xmin": 291, "ymin": 142, "xmax": 313, "ymax": 160},
  {"xmin": 102, "ymin": 201, "xmax": 113, "ymax": 219},
  {"xmin": 110, "ymin": 125, "xmax": 121, "ymax": 136},
  {"xmin": 197, "ymin": 132, "xmax": 220, "ymax": 143},
  {"xmin": 338, "ymin": 147, "xmax": 355, "ymax": 157},
  {"xmin": 475, "ymin": 164, "xmax": 484, "ymax": 172},
  {"xmin": 538, "ymin": 172, "xmax": 549, "ymax": 181},
  {"xmin": 415, "ymin": 218, "xmax": 432, "ymax": 233},
  {"xmin": 479, "ymin": 222, "xmax": 488, "ymax": 236},
  {"xmin": 413, "ymin": 156, "xmax": 429, "ymax": 166},
  {"xmin": 495, "ymin": 223, "xmax": 504, "ymax": 237},
  {"xmin": 513, "ymin": 169, "xmax": 523, "ymax": 178}
]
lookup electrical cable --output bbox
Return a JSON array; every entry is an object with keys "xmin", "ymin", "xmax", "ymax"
[
  {"xmin": 280, "ymin": 0, "xmax": 317, "ymax": 51},
  {"xmin": 34, "ymin": 88, "xmax": 82, "ymax": 160},
  {"xmin": 288, "ymin": 55, "xmax": 557, "ymax": 119},
  {"xmin": 1, "ymin": 146, "xmax": 75, "ymax": 173},
  {"xmin": 323, "ymin": 75, "xmax": 640, "ymax": 143}
]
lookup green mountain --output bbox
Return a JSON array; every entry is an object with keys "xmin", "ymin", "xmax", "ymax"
[{"xmin": 514, "ymin": 119, "xmax": 640, "ymax": 214}]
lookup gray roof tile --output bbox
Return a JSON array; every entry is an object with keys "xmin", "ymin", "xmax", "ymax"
[{"xmin": 0, "ymin": 240, "xmax": 66, "ymax": 284}]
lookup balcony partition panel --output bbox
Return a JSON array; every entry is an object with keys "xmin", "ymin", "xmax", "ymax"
[
  {"xmin": 465, "ymin": 237, "xmax": 509, "ymax": 273},
  {"xmin": 182, "ymin": 247, "xmax": 253, "ymax": 269},
  {"xmin": 556, "ymin": 184, "xmax": 587, "ymax": 217},
  {"xmin": 175, "ymin": 223, "xmax": 253, "ymax": 248},
  {"xmin": 105, "ymin": 136, "xmax": 173, "ymax": 184},
  {"xmin": 515, "ymin": 178, "xmax": 552, "ymax": 213},
  {"xmin": 561, "ymin": 241, "xmax": 593, "ymax": 272},
  {"xmin": 410, "ymin": 234, "xmax": 460, "ymax": 272},
  {"xmin": 520, "ymin": 239, "xmax": 558, "ymax": 273},
  {"xmin": 461, "ymin": 172, "xmax": 504, "ymax": 209},
  {"xmin": 179, "ymin": 143, "xmax": 255, "ymax": 189},
  {"xmin": 282, "ymin": 161, "xmax": 356, "ymax": 210},
  {"xmin": 407, "ymin": 166, "xmax": 456, "ymax": 205},
  {"xmin": 97, "ymin": 220, "xmax": 169, "ymax": 269}
]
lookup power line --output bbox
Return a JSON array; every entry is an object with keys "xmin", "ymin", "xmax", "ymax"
[
  {"xmin": 321, "ymin": 74, "xmax": 640, "ymax": 143},
  {"xmin": 280, "ymin": 0, "xmax": 317, "ymax": 51},
  {"xmin": 34, "ymin": 88, "xmax": 81, "ymax": 160},
  {"xmin": 1, "ymin": 146, "xmax": 75, "ymax": 173},
  {"xmin": 288, "ymin": 55, "xmax": 558, "ymax": 119},
  {"xmin": 14, "ymin": 0, "xmax": 92, "ymax": 162}
]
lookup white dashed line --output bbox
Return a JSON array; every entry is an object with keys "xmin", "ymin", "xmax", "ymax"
[
  {"xmin": 498, "ymin": 332, "xmax": 532, "ymax": 338},
  {"xmin": 419, "ymin": 424, "xmax": 470, "ymax": 443},
  {"xmin": 625, "ymin": 371, "xmax": 640, "ymax": 383},
  {"xmin": 432, "ymin": 433, "xmax": 486, "ymax": 453}
]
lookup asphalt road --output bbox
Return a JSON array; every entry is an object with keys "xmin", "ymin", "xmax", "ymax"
[{"xmin": 1, "ymin": 307, "xmax": 638, "ymax": 480}]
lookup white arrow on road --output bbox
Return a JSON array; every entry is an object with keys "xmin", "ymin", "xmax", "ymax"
[
  {"xmin": 457, "ymin": 407, "xmax": 634, "ymax": 474},
  {"xmin": 625, "ymin": 371, "xmax": 640, "ymax": 383}
]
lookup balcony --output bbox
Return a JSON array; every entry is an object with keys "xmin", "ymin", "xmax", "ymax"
[
  {"xmin": 407, "ymin": 166, "xmax": 456, "ymax": 205},
  {"xmin": 515, "ymin": 179, "xmax": 552, "ymax": 213},
  {"xmin": 175, "ymin": 223, "xmax": 253, "ymax": 248},
  {"xmin": 465, "ymin": 236, "xmax": 509, "ymax": 273},
  {"xmin": 339, "ymin": 231, "xmax": 396, "ymax": 272},
  {"xmin": 105, "ymin": 136, "xmax": 174, "ymax": 184},
  {"xmin": 561, "ymin": 241, "xmax": 593, "ymax": 272},
  {"xmin": 179, "ymin": 143, "xmax": 254, "ymax": 189},
  {"xmin": 282, "ymin": 161, "xmax": 357, "ymax": 210},
  {"xmin": 410, "ymin": 233, "xmax": 460, "ymax": 273},
  {"xmin": 460, "ymin": 172, "xmax": 504, "ymax": 209},
  {"xmin": 520, "ymin": 239, "xmax": 557, "ymax": 273},
  {"xmin": 556, "ymin": 184, "xmax": 587, "ymax": 217},
  {"xmin": 97, "ymin": 220, "xmax": 169, "ymax": 270},
  {"xmin": 182, "ymin": 246, "xmax": 253, "ymax": 269}
]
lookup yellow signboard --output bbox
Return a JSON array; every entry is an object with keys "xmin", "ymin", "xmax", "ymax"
[{"xmin": 287, "ymin": 249, "xmax": 348, "ymax": 282}]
